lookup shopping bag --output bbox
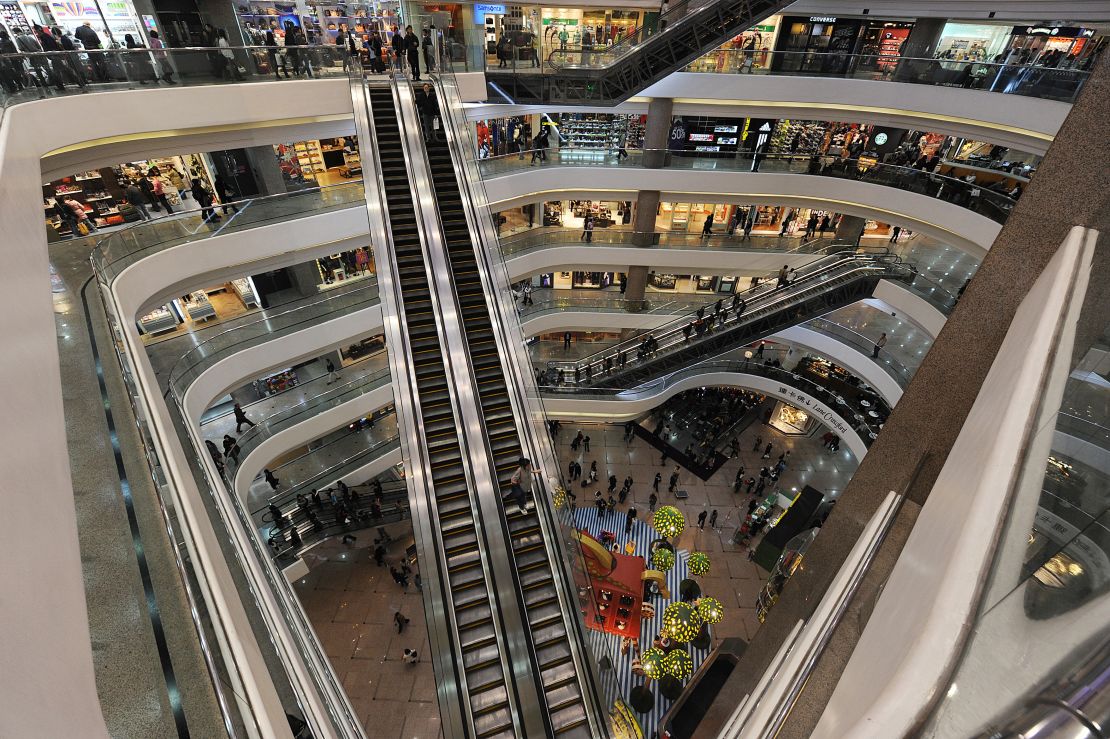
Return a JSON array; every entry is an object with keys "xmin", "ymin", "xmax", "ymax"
[{"xmin": 433, "ymin": 116, "xmax": 441, "ymax": 130}]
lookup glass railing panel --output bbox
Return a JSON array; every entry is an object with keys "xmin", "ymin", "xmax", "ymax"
[
  {"xmin": 477, "ymin": 149, "xmax": 1016, "ymax": 224},
  {"xmin": 540, "ymin": 358, "xmax": 887, "ymax": 442},
  {"xmin": 923, "ymin": 300, "xmax": 1110, "ymax": 734},
  {"xmin": 498, "ymin": 226, "xmax": 834, "ymax": 258},
  {"xmin": 167, "ymin": 281, "xmax": 379, "ymax": 399},
  {"xmin": 230, "ymin": 353, "xmax": 391, "ymax": 470},
  {"xmin": 91, "ymin": 182, "xmax": 365, "ymax": 282},
  {"xmin": 680, "ymin": 50, "xmax": 1091, "ymax": 103},
  {"xmin": 805, "ymin": 317, "xmax": 913, "ymax": 388},
  {"xmin": 0, "ymin": 45, "xmax": 352, "ymax": 107}
]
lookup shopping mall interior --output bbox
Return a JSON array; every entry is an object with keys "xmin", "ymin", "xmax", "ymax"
[{"xmin": 3, "ymin": 0, "xmax": 1110, "ymax": 737}]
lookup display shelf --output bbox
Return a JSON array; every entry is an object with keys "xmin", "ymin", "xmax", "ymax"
[
  {"xmin": 138, "ymin": 306, "xmax": 179, "ymax": 335},
  {"xmin": 180, "ymin": 291, "xmax": 216, "ymax": 322},
  {"xmin": 231, "ymin": 278, "xmax": 259, "ymax": 308}
]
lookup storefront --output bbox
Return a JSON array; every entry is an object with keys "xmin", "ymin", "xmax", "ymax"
[
  {"xmin": 45, "ymin": 154, "xmax": 212, "ymax": 237},
  {"xmin": 687, "ymin": 16, "xmax": 781, "ymax": 73},
  {"xmin": 772, "ymin": 15, "xmax": 865, "ymax": 72},
  {"xmin": 235, "ymin": 0, "xmax": 401, "ymax": 48},
  {"xmin": 855, "ymin": 20, "xmax": 914, "ymax": 72},
  {"xmin": 934, "ymin": 22, "xmax": 1013, "ymax": 61},
  {"xmin": 316, "ymin": 247, "xmax": 375, "ymax": 286},
  {"xmin": 1006, "ymin": 24, "xmax": 1102, "ymax": 66},
  {"xmin": 542, "ymin": 199, "xmax": 632, "ymax": 230},
  {"xmin": 19, "ymin": 0, "xmax": 145, "ymax": 45},
  {"xmin": 273, "ymin": 136, "xmax": 361, "ymax": 188},
  {"xmin": 137, "ymin": 279, "xmax": 261, "ymax": 338},
  {"xmin": 668, "ymin": 116, "xmax": 744, "ymax": 156}
]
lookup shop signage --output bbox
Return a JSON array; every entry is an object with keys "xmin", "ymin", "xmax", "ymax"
[
  {"xmin": 1013, "ymin": 25, "xmax": 1088, "ymax": 37},
  {"xmin": 809, "ymin": 16, "xmax": 837, "ymax": 23},
  {"xmin": 713, "ymin": 125, "xmax": 738, "ymax": 133},
  {"xmin": 688, "ymin": 133, "xmax": 715, "ymax": 142},
  {"xmin": 874, "ymin": 133, "xmax": 888, "ymax": 145},
  {"xmin": 476, "ymin": 3, "xmax": 506, "ymax": 14},
  {"xmin": 772, "ymin": 385, "xmax": 852, "ymax": 437}
]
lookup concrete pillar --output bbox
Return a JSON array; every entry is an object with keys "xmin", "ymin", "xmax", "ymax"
[
  {"xmin": 834, "ymin": 215, "xmax": 866, "ymax": 246},
  {"xmin": 894, "ymin": 19, "xmax": 947, "ymax": 82},
  {"xmin": 622, "ymin": 99, "xmax": 672, "ymax": 311},
  {"xmin": 641, "ymin": 97, "xmax": 673, "ymax": 168},
  {"xmin": 244, "ymin": 145, "xmax": 286, "ymax": 196},
  {"xmin": 287, "ymin": 261, "xmax": 321, "ymax": 297}
]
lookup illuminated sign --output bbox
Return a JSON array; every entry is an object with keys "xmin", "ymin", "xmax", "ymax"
[
  {"xmin": 713, "ymin": 125, "xmax": 738, "ymax": 133},
  {"xmin": 874, "ymin": 132, "xmax": 888, "ymax": 145},
  {"xmin": 688, "ymin": 133, "xmax": 715, "ymax": 142},
  {"xmin": 809, "ymin": 16, "xmax": 837, "ymax": 23},
  {"xmin": 718, "ymin": 137, "xmax": 738, "ymax": 145}
]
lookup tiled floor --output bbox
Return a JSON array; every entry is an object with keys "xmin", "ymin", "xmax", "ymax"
[
  {"xmin": 293, "ymin": 530, "xmax": 443, "ymax": 739},
  {"xmin": 552, "ymin": 411, "xmax": 859, "ymax": 645}
]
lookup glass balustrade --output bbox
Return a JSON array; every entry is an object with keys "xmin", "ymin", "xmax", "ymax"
[
  {"xmin": 478, "ymin": 148, "xmax": 1016, "ymax": 224},
  {"xmin": 0, "ymin": 45, "xmax": 352, "ymax": 106},
  {"xmin": 167, "ymin": 280, "xmax": 379, "ymax": 399},
  {"xmin": 90, "ymin": 181, "xmax": 365, "ymax": 282},
  {"xmin": 229, "ymin": 354, "xmax": 392, "ymax": 471}
]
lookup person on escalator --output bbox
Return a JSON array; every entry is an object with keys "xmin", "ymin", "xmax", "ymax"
[
  {"xmin": 508, "ymin": 457, "xmax": 538, "ymax": 514},
  {"xmin": 415, "ymin": 82, "xmax": 439, "ymax": 143}
]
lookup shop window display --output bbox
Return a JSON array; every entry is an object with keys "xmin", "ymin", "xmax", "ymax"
[
  {"xmin": 236, "ymin": 0, "xmax": 400, "ymax": 49},
  {"xmin": 688, "ymin": 17, "xmax": 781, "ymax": 73},
  {"xmin": 340, "ymin": 334, "xmax": 386, "ymax": 365},
  {"xmin": 316, "ymin": 247, "xmax": 374, "ymax": 286},
  {"xmin": 274, "ymin": 136, "xmax": 360, "ymax": 188}
]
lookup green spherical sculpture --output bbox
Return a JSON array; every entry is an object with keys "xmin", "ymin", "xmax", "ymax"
[
  {"xmin": 662, "ymin": 601, "xmax": 702, "ymax": 643},
  {"xmin": 663, "ymin": 648, "xmax": 694, "ymax": 680},
  {"xmin": 688, "ymin": 551, "xmax": 711, "ymax": 576},
  {"xmin": 652, "ymin": 547, "xmax": 676, "ymax": 571},
  {"xmin": 652, "ymin": 505, "xmax": 685, "ymax": 538},
  {"xmin": 697, "ymin": 596, "xmax": 724, "ymax": 626},
  {"xmin": 640, "ymin": 647, "xmax": 666, "ymax": 680}
]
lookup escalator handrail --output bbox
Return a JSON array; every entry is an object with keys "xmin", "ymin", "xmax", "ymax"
[
  {"xmin": 390, "ymin": 76, "xmax": 555, "ymax": 739},
  {"xmin": 436, "ymin": 70, "xmax": 615, "ymax": 737}
]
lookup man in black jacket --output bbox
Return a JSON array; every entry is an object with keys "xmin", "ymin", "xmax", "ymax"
[
  {"xmin": 414, "ymin": 82, "xmax": 438, "ymax": 142},
  {"xmin": 74, "ymin": 21, "xmax": 107, "ymax": 81},
  {"xmin": 404, "ymin": 25, "xmax": 420, "ymax": 80}
]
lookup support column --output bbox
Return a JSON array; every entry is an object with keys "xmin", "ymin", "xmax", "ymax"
[
  {"xmin": 624, "ymin": 98, "xmax": 672, "ymax": 312},
  {"xmin": 834, "ymin": 215, "xmax": 866, "ymax": 246},
  {"xmin": 286, "ymin": 261, "xmax": 321, "ymax": 297},
  {"xmin": 894, "ymin": 19, "xmax": 947, "ymax": 82},
  {"xmin": 244, "ymin": 146, "xmax": 287, "ymax": 196}
]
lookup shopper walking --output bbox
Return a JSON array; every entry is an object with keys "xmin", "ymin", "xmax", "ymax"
[
  {"xmin": 889, "ymin": 225, "xmax": 901, "ymax": 243},
  {"xmin": 581, "ymin": 215, "xmax": 594, "ymax": 242},
  {"xmin": 804, "ymin": 213, "xmax": 818, "ymax": 238},
  {"xmin": 394, "ymin": 611, "xmax": 410, "ymax": 633},
  {"xmin": 742, "ymin": 217, "xmax": 754, "ymax": 241},
  {"xmin": 530, "ymin": 125, "xmax": 549, "ymax": 165},
  {"xmin": 508, "ymin": 457, "xmax": 538, "ymax": 513},
  {"xmin": 668, "ymin": 467, "xmax": 679, "ymax": 494},
  {"xmin": 265, "ymin": 25, "xmax": 288, "ymax": 79},
  {"xmin": 873, "ymin": 332, "xmax": 887, "ymax": 358},
  {"xmin": 709, "ymin": 509, "xmax": 718, "ymax": 528},
  {"xmin": 191, "ymin": 179, "xmax": 217, "ymax": 223},
  {"xmin": 778, "ymin": 211, "xmax": 795, "ymax": 237},
  {"xmin": 404, "ymin": 26, "xmax": 421, "ymax": 80},
  {"xmin": 233, "ymin": 402, "xmax": 255, "ymax": 431},
  {"xmin": 625, "ymin": 507, "xmax": 637, "ymax": 534},
  {"xmin": 402, "ymin": 648, "xmax": 419, "ymax": 664},
  {"xmin": 697, "ymin": 510, "xmax": 707, "ymax": 529},
  {"xmin": 263, "ymin": 468, "xmax": 280, "ymax": 490},
  {"xmin": 214, "ymin": 174, "xmax": 239, "ymax": 215},
  {"xmin": 653, "ymin": 472, "xmax": 662, "ymax": 493},
  {"xmin": 421, "ymin": 27, "xmax": 435, "ymax": 73},
  {"xmin": 222, "ymin": 434, "xmax": 241, "ymax": 464},
  {"xmin": 583, "ymin": 435, "xmax": 591, "ymax": 452},
  {"xmin": 563, "ymin": 331, "xmax": 572, "ymax": 350},
  {"xmin": 325, "ymin": 358, "xmax": 340, "ymax": 385},
  {"xmin": 701, "ymin": 213, "xmax": 714, "ymax": 238},
  {"xmin": 151, "ymin": 174, "xmax": 174, "ymax": 214},
  {"xmin": 648, "ymin": 492, "xmax": 658, "ymax": 512}
]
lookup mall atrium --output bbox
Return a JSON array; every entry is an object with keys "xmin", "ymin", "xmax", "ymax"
[{"xmin": 2, "ymin": 0, "xmax": 1109, "ymax": 737}]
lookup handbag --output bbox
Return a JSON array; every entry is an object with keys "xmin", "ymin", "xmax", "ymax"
[
  {"xmin": 76, "ymin": 220, "xmax": 90, "ymax": 235},
  {"xmin": 432, "ymin": 116, "xmax": 440, "ymax": 130}
]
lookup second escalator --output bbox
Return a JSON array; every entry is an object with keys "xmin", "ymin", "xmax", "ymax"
[{"xmin": 422, "ymin": 103, "xmax": 592, "ymax": 737}]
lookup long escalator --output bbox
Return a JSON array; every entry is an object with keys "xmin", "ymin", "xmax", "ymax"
[
  {"xmin": 424, "ymin": 101, "xmax": 592, "ymax": 736},
  {"xmin": 555, "ymin": 251, "xmax": 915, "ymax": 390},
  {"xmin": 365, "ymin": 85, "xmax": 517, "ymax": 737},
  {"xmin": 485, "ymin": 0, "xmax": 791, "ymax": 104}
]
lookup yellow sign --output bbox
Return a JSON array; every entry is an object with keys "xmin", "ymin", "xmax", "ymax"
[{"xmin": 610, "ymin": 699, "xmax": 644, "ymax": 739}]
